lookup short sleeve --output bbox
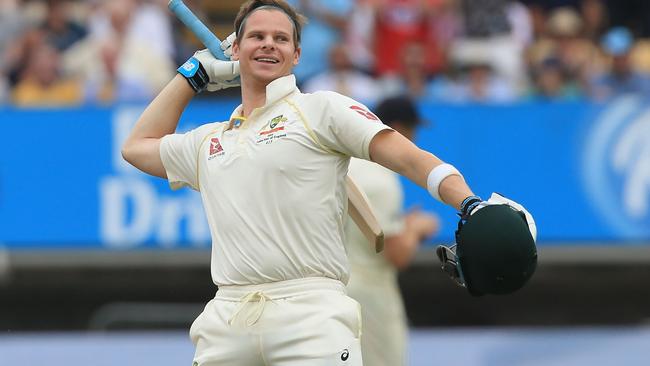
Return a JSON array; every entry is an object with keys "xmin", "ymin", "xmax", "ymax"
[
  {"xmin": 310, "ymin": 91, "xmax": 392, "ymax": 159},
  {"xmin": 159, "ymin": 122, "xmax": 223, "ymax": 191}
]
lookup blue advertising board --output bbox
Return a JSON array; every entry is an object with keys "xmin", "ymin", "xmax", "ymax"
[{"xmin": 0, "ymin": 97, "xmax": 648, "ymax": 250}]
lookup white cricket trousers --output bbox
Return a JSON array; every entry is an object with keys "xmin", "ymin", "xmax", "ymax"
[{"xmin": 190, "ymin": 277, "xmax": 363, "ymax": 366}]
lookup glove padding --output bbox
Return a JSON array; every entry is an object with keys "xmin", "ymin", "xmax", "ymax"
[{"xmin": 192, "ymin": 49, "xmax": 240, "ymax": 91}]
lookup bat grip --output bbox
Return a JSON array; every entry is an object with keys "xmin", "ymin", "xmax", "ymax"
[{"xmin": 168, "ymin": 0, "xmax": 227, "ymax": 60}]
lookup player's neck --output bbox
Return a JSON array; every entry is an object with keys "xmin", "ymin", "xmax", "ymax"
[{"xmin": 240, "ymin": 78, "xmax": 270, "ymax": 117}]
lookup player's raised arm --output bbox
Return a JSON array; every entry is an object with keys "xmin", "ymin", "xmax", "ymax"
[
  {"xmin": 368, "ymin": 130, "xmax": 474, "ymax": 210},
  {"xmin": 121, "ymin": 75, "xmax": 194, "ymax": 178},
  {"xmin": 122, "ymin": 46, "xmax": 240, "ymax": 178}
]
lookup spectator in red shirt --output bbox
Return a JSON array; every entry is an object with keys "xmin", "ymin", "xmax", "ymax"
[{"xmin": 372, "ymin": 0, "xmax": 444, "ymax": 76}]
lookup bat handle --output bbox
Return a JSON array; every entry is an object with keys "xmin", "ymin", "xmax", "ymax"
[{"xmin": 168, "ymin": 0, "xmax": 227, "ymax": 60}]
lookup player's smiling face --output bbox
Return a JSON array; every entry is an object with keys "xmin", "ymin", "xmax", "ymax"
[{"xmin": 232, "ymin": 9, "xmax": 300, "ymax": 85}]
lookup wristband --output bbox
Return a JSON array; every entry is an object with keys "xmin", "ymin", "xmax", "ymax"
[
  {"xmin": 426, "ymin": 163, "xmax": 461, "ymax": 202},
  {"xmin": 177, "ymin": 57, "xmax": 209, "ymax": 93},
  {"xmin": 460, "ymin": 195, "xmax": 482, "ymax": 218}
]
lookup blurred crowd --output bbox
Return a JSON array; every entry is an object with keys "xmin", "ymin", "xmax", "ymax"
[
  {"xmin": 0, "ymin": 0, "xmax": 177, "ymax": 106},
  {"xmin": 2, "ymin": 0, "xmax": 650, "ymax": 107}
]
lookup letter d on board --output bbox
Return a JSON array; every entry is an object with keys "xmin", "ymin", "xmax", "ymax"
[{"xmin": 100, "ymin": 177, "xmax": 155, "ymax": 247}]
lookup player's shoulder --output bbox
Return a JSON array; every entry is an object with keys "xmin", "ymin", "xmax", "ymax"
[
  {"xmin": 302, "ymin": 90, "xmax": 357, "ymax": 104},
  {"xmin": 297, "ymin": 90, "xmax": 367, "ymax": 115},
  {"xmin": 189, "ymin": 120, "xmax": 228, "ymax": 136},
  {"xmin": 175, "ymin": 121, "xmax": 228, "ymax": 146}
]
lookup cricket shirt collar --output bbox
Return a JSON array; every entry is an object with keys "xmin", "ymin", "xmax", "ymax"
[{"xmin": 228, "ymin": 74, "xmax": 299, "ymax": 125}]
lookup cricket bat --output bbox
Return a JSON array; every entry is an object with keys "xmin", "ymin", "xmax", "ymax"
[
  {"xmin": 346, "ymin": 175, "xmax": 385, "ymax": 253},
  {"xmin": 168, "ymin": 0, "xmax": 385, "ymax": 252}
]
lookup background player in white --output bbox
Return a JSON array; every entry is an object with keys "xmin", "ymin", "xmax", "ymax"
[
  {"xmin": 121, "ymin": 1, "xmax": 481, "ymax": 365},
  {"xmin": 345, "ymin": 96, "xmax": 439, "ymax": 366}
]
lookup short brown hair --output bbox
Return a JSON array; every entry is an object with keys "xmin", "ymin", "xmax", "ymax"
[{"xmin": 234, "ymin": 0, "xmax": 307, "ymax": 46}]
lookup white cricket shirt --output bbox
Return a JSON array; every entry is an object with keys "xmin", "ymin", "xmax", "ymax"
[{"xmin": 160, "ymin": 75, "xmax": 391, "ymax": 286}]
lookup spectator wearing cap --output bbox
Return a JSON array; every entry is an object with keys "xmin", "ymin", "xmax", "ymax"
[
  {"xmin": 526, "ymin": 56, "xmax": 584, "ymax": 101},
  {"xmin": 345, "ymin": 95, "xmax": 439, "ymax": 366},
  {"xmin": 589, "ymin": 26, "xmax": 650, "ymax": 100},
  {"xmin": 526, "ymin": 6, "xmax": 601, "ymax": 97}
]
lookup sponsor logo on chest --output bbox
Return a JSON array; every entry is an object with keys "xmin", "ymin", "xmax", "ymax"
[{"xmin": 208, "ymin": 137, "xmax": 225, "ymax": 160}]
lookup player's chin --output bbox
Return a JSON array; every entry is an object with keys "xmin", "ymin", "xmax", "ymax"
[{"xmin": 253, "ymin": 69, "xmax": 290, "ymax": 83}]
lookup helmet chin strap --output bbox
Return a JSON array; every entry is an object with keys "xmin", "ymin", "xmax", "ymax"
[{"xmin": 436, "ymin": 244, "xmax": 466, "ymax": 288}]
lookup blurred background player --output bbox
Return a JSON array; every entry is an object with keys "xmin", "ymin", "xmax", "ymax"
[{"xmin": 345, "ymin": 95, "xmax": 439, "ymax": 366}]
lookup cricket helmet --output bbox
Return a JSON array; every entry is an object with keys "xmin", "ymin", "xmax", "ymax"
[{"xmin": 437, "ymin": 204, "xmax": 538, "ymax": 296}]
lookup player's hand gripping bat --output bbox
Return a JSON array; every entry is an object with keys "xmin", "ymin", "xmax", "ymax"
[{"xmin": 168, "ymin": 0, "xmax": 384, "ymax": 252}]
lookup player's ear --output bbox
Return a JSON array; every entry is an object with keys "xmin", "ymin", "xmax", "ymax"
[
  {"xmin": 232, "ymin": 41, "xmax": 240, "ymax": 61},
  {"xmin": 293, "ymin": 46, "xmax": 301, "ymax": 66}
]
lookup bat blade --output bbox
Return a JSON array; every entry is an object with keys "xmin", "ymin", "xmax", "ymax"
[
  {"xmin": 346, "ymin": 175, "xmax": 384, "ymax": 253},
  {"xmin": 168, "ymin": 0, "xmax": 227, "ymax": 60}
]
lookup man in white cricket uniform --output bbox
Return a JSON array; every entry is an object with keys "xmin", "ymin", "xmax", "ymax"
[
  {"xmin": 345, "ymin": 97, "xmax": 439, "ymax": 366},
  {"xmin": 162, "ymin": 75, "xmax": 389, "ymax": 287},
  {"xmin": 122, "ymin": 1, "xmax": 480, "ymax": 365},
  {"xmin": 165, "ymin": 74, "xmax": 388, "ymax": 365}
]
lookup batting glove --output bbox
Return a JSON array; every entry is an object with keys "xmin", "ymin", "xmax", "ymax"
[
  {"xmin": 460, "ymin": 193, "xmax": 537, "ymax": 241},
  {"xmin": 221, "ymin": 32, "xmax": 236, "ymax": 60},
  {"xmin": 177, "ymin": 49, "xmax": 240, "ymax": 93}
]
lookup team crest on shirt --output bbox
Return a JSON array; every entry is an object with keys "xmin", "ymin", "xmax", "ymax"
[
  {"xmin": 208, "ymin": 137, "xmax": 225, "ymax": 159},
  {"xmin": 269, "ymin": 115, "xmax": 287, "ymax": 129},
  {"xmin": 257, "ymin": 115, "xmax": 288, "ymax": 145}
]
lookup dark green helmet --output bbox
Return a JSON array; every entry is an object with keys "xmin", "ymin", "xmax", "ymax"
[{"xmin": 437, "ymin": 204, "xmax": 538, "ymax": 296}]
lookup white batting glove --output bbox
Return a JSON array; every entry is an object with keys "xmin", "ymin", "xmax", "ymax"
[
  {"xmin": 470, "ymin": 193, "xmax": 537, "ymax": 242},
  {"xmin": 177, "ymin": 48, "xmax": 240, "ymax": 93},
  {"xmin": 192, "ymin": 49, "xmax": 240, "ymax": 91},
  {"xmin": 220, "ymin": 32, "xmax": 237, "ymax": 60}
]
